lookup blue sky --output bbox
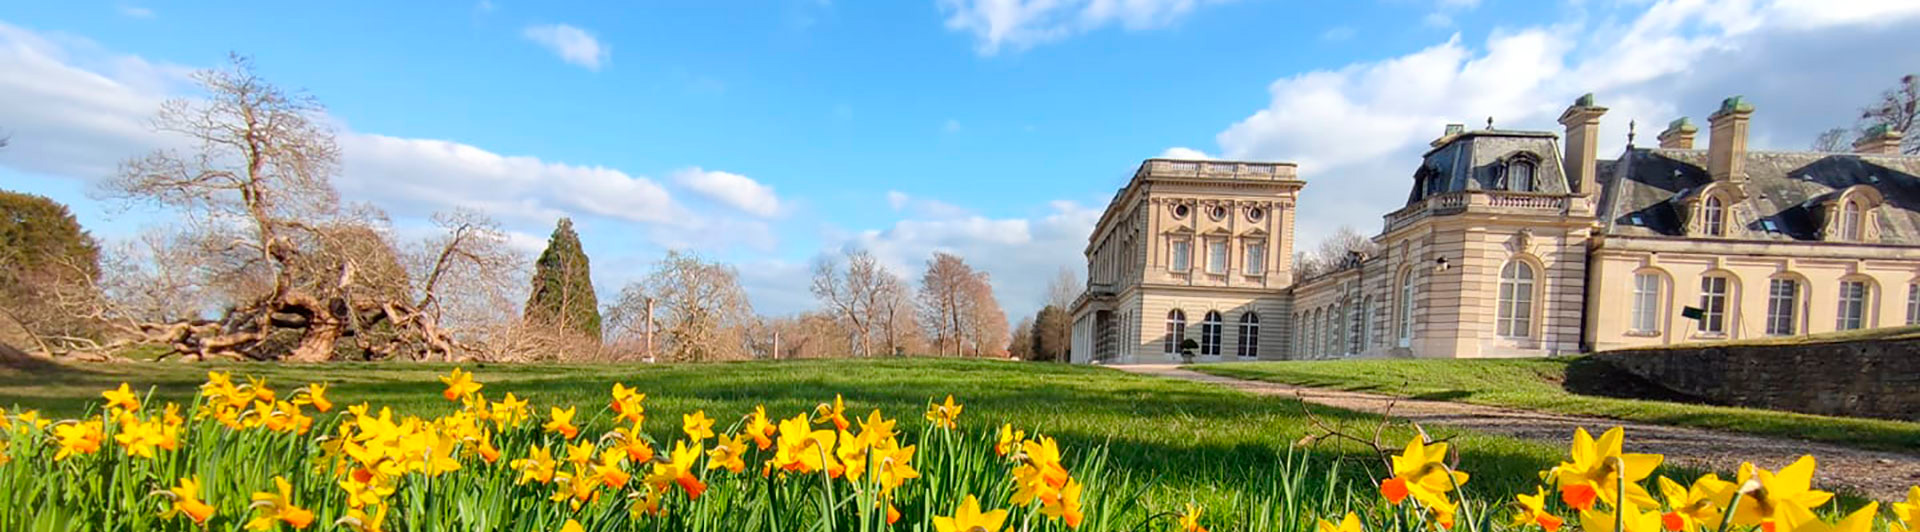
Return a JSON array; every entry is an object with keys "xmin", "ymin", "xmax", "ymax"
[{"xmin": 3, "ymin": 0, "xmax": 1919, "ymax": 320}]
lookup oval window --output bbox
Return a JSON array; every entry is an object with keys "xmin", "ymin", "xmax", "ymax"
[
  {"xmin": 1248, "ymin": 208, "xmax": 1265, "ymax": 221},
  {"xmin": 1173, "ymin": 204, "xmax": 1191, "ymax": 218},
  {"xmin": 1209, "ymin": 206, "xmax": 1227, "ymax": 220}
]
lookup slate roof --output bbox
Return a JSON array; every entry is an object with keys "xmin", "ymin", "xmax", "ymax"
[
  {"xmin": 1594, "ymin": 147, "xmax": 1920, "ymax": 244},
  {"xmin": 1407, "ymin": 130, "xmax": 1571, "ymax": 205}
]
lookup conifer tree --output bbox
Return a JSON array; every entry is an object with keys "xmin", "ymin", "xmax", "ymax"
[{"xmin": 525, "ymin": 218, "xmax": 601, "ymax": 340}]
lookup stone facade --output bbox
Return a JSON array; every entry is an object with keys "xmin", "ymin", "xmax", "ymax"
[
  {"xmin": 1597, "ymin": 338, "xmax": 1920, "ymax": 421},
  {"xmin": 1072, "ymin": 93, "xmax": 1920, "ymax": 362}
]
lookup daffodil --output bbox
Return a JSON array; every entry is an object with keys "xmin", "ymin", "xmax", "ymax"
[
  {"xmin": 159, "ymin": 476, "xmax": 216, "ymax": 524},
  {"xmin": 565, "ymin": 440, "xmax": 598, "ymax": 467},
  {"xmin": 814, "ymin": 394, "xmax": 850, "ymax": 431},
  {"xmin": 934, "ymin": 495, "xmax": 1008, "ymax": 532},
  {"xmin": 772, "ymin": 414, "xmax": 836, "ymax": 474},
  {"xmin": 1038, "ymin": 477, "xmax": 1085, "ymax": 528},
  {"xmin": 708, "ymin": 432, "xmax": 748, "ymax": 473},
  {"xmin": 874, "ymin": 443, "xmax": 920, "ymax": 495},
  {"xmin": 925, "ymin": 395, "xmax": 962, "ymax": 429},
  {"xmin": 545, "ymin": 406, "xmax": 579, "ymax": 439},
  {"xmin": 248, "ymin": 476, "xmax": 315, "ymax": 530},
  {"xmin": 1317, "ymin": 512, "xmax": 1363, "ymax": 532},
  {"xmin": 682, "ymin": 410, "xmax": 715, "ymax": 441},
  {"xmin": 1658, "ymin": 475, "xmax": 1731, "ymax": 532},
  {"xmin": 1426, "ymin": 496, "xmax": 1460, "ymax": 530},
  {"xmin": 1715, "ymin": 456, "xmax": 1831, "ymax": 532},
  {"xmin": 857, "ymin": 409, "xmax": 896, "ymax": 443},
  {"xmin": 610, "ymin": 383, "xmax": 646, "ymax": 424},
  {"xmin": 1795, "ymin": 502, "xmax": 1878, "ymax": 532},
  {"xmin": 646, "ymin": 440, "xmax": 707, "ymax": 499},
  {"xmin": 53, "ymin": 419, "xmax": 105, "ymax": 460},
  {"xmin": 439, "ymin": 368, "xmax": 482, "ymax": 401},
  {"xmin": 745, "ymin": 405, "xmax": 776, "ymax": 450},
  {"xmin": 996, "ymin": 423, "xmax": 1026, "ymax": 457},
  {"xmin": 1183, "ymin": 503, "xmax": 1213, "ymax": 532},
  {"xmin": 295, "ymin": 383, "xmax": 332, "ymax": 412},
  {"xmin": 593, "ymin": 448, "xmax": 631, "ymax": 489},
  {"xmin": 102, "ymin": 382, "xmax": 141, "ymax": 412},
  {"xmin": 115, "ymin": 417, "xmax": 174, "ymax": 459},
  {"xmin": 1379, "ymin": 435, "xmax": 1468, "ymax": 508},
  {"xmin": 1554, "ymin": 427, "xmax": 1661, "ymax": 510},
  {"xmin": 561, "ymin": 519, "xmax": 585, "ymax": 532},
  {"xmin": 339, "ymin": 503, "xmax": 389, "ymax": 532},
  {"xmin": 512, "ymin": 444, "xmax": 559, "ymax": 485},
  {"xmin": 1581, "ymin": 501, "xmax": 1666, "ymax": 532},
  {"xmin": 1891, "ymin": 486, "xmax": 1920, "ymax": 532},
  {"xmin": 491, "ymin": 393, "xmax": 529, "ymax": 428},
  {"xmin": 1512, "ymin": 487, "xmax": 1564, "ymax": 532}
]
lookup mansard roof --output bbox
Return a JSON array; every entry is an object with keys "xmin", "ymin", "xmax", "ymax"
[
  {"xmin": 1407, "ymin": 129, "xmax": 1572, "ymax": 205},
  {"xmin": 1594, "ymin": 147, "xmax": 1920, "ymax": 244}
]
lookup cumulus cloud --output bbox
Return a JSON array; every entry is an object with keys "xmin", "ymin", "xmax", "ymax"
[
  {"xmin": 673, "ymin": 167, "xmax": 783, "ymax": 218},
  {"xmin": 1157, "ymin": 146, "xmax": 1212, "ymax": 160},
  {"xmin": 1209, "ymin": 0, "xmax": 1920, "ymax": 249},
  {"xmin": 830, "ymin": 199, "xmax": 1101, "ymax": 319},
  {"xmin": 936, "ymin": 0, "xmax": 1234, "ymax": 54},
  {"xmin": 521, "ymin": 23, "xmax": 609, "ymax": 70}
]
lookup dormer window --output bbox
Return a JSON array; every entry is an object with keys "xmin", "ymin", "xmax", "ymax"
[
  {"xmin": 1506, "ymin": 161, "xmax": 1536, "ymax": 192},
  {"xmin": 1842, "ymin": 201, "xmax": 1863, "ymax": 241},
  {"xmin": 1702, "ymin": 196, "xmax": 1726, "ymax": 237},
  {"xmin": 1822, "ymin": 185, "xmax": 1884, "ymax": 243}
]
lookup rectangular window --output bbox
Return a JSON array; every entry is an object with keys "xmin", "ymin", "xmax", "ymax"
[
  {"xmin": 1170, "ymin": 241, "xmax": 1190, "ymax": 272},
  {"xmin": 1631, "ymin": 273, "xmax": 1660, "ymax": 333},
  {"xmin": 1838, "ymin": 280, "xmax": 1868, "ymax": 331},
  {"xmin": 1698, "ymin": 276, "xmax": 1728, "ymax": 334},
  {"xmin": 1766, "ymin": 279, "xmax": 1798, "ymax": 336},
  {"xmin": 1907, "ymin": 284, "xmax": 1919, "ymax": 326},
  {"xmin": 1245, "ymin": 243, "xmax": 1266, "ymax": 275},
  {"xmin": 1207, "ymin": 240, "xmax": 1227, "ymax": 274}
]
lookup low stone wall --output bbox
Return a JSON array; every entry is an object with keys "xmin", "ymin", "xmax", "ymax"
[{"xmin": 1595, "ymin": 338, "xmax": 1920, "ymax": 421}]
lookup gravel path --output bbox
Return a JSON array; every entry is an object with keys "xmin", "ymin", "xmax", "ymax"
[{"xmin": 1110, "ymin": 364, "xmax": 1919, "ymax": 501}]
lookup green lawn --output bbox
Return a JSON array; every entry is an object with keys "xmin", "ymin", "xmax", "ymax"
[
  {"xmin": 1189, "ymin": 357, "xmax": 1920, "ymax": 452},
  {"xmin": 0, "ymin": 357, "xmax": 1578, "ymax": 502}
]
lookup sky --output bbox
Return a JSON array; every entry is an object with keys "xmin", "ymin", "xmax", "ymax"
[{"xmin": 3, "ymin": 0, "xmax": 1919, "ymax": 321}]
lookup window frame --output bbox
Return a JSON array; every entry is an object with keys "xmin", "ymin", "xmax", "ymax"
[
  {"xmin": 1397, "ymin": 269, "xmax": 1416, "ymax": 348},
  {"xmin": 1206, "ymin": 239, "xmax": 1228, "ymax": 275},
  {"xmin": 1697, "ymin": 275, "xmax": 1730, "ymax": 335},
  {"xmin": 1200, "ymin": 311, "xmax": 1223, "ymax": 356},
  {"xmin": 1765, "ymin": 278, "xmax": 1800, "ymax": 336},
  {"xmin": 1163, "ymin": 309, "xmax": 1186, "ymax": 355},
  {"xmin": 1630, "ymin": 272, "xmax": 1662, "ymax": 334},
  {"xmin": 1236, "ymin": 313, "xmax": 1259, "ymax": 358},
  {"xmin": 1507, "ymin": 160, "xmax": 1536, "ymax": 192},
  {"xmin": 1170, "ymin": 239, "xmax": 1191, "ymax": 272},
  {"xmin": 1837, "ymin": 280, "xmax": 1870, "ymax": 331},
  {"xmin": 1907, "ymin": 282, "xmax": 1920, "ymax": 326},
  {"xmin": 1842, "ymin": 201, "xmax": 1864, "ymax": 241},
  {"xmin": 1702, "ymin": 196, "xmax": 1726, "ymax": 237},
  {"xmin": 1245, "ymin": 242, "xmax": 1267, "ymax": 275},
  {"xmin": 1496, "ymin": 260, "xmax": 1537, "ymax": 338}
]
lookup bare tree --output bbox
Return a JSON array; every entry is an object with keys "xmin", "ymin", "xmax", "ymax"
[
  {"xmin": 616, "ymin": 250, "xmax": 754, "ymax": 362},
  {"xmin": 875, "ymin": 272, "xmax": 917, "ymax": 356},
  {"xmin": 1046, "ymin": 266, "xmax": 1080, "ymax": 310},
  {"xmin": 915, "ymin": 252, "xmax": 1006, "ymax": 357},
  {"xmin": 1811, "ymin": 127, "xmax": 1853, "ymax": 152},
  {"xmin": 1294, "ymin": 225, "xmax": 1377, "ymax": 283},
  {"xmin": 1859, "ymin": 74, "xmax": 1920, "ymax": 154},
  {"xmin": 811, "ymin": 249, "xmax": 891, "ymax": 357}
]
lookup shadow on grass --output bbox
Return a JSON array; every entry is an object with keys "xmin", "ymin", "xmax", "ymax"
[{"xmin": 1560, "ymin": 356, "xmax": 1706, "ymax": 404}]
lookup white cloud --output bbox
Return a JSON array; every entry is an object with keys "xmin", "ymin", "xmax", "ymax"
[
  {"xmin": 832, "ymin": 199, "xmax": 1101, "ymax": 319},
  {"xmin": 1209, "ymin": 0, "xmax": 1920, "ymax": 250},
  {"xmin": 336, "ymin": 134, "xmax": 681, "ymax": 225},
  {"xmin": 936, "ymin": 0, "xmax": 1234, "ymax": 54},
  {"xmin": 886, "ymin": 190, "xmax": 911, "ymax": 210},
  {"xmin": 118, "ymin": 5, "xmax": 155, "ymax": 19},
  {"xmin": 674, "ymin": 167, "xmax": 783, "ymax": 218},
  {"xmin": 879, "ymin": 190, "xmax": 972, "ymax": 219},
  {"xmin": 521, "ymin": 24, "xmax": 609, "ymax": 70},
  {"xmin": 1157, "ymin": 146, "xmax": 1211, "ymax": 160}
]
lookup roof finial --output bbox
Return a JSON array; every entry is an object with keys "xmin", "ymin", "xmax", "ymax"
[
  {"xmin": 1486, "ymin": 116, "xmax": 1495, "ymax": 130},
  {"xmin": 1627, "ymin": 119, "xmax": 1637, "ymax": 147}
]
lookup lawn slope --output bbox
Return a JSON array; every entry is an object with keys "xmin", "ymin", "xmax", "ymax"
[{"xmin": 1190, "ymin": 357, "xmax": 1920, "ymax": 452}]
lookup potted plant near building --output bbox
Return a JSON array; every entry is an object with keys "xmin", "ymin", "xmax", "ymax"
[{"xmin": 1179, "ymin": 338, "xmax": 1199, "ymax": 364}]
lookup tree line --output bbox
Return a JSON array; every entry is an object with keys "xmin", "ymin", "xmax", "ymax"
[{"xmin": 0, "ymin": 55, "xmax": 1067, "ymax": 364}]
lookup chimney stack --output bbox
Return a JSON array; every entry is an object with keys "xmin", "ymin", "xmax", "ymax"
[
  {"xmin": 1707, "ymin": 96, "xmax": 1753, "ymax": 183},
  {"xmin": 1432, "ymin": 123, "xmax": 1466, "ymax": 147},
  {"xmin": 1558, "ymin": 93, "xmax": 1608, "ymax": 196},
  {"xmin": 1657, "ymin": 118, "xmax": 1698, "ymax": 149},
  {"xmin": 1853, "ymin": 124, "xmax": 1904, "ymax": 155}
]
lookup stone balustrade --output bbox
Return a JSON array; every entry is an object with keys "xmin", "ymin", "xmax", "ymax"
[
  {"xmin": 1383, "ymin": 190, "xmax": 1593, "ymax": 233},
  {"xmin": 1140, "ymin": 159, "xmax": 1298, "ymax": 180}
]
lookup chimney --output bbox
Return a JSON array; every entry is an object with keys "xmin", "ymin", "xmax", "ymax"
[
  {"xmin": 1558, "ymin": 93, "xmax": 1608, "ymax": 196},
  {"xmin": 1657, "ymin": 118, "xmax": 1698, "ymax": 149},
  {"xmin": 1853, "ymin": 124, "xmax": 1904, "ymax": 155},
  {"xmin": 1432, "ymin": 123, "xmax": 1466, "ymax": 147},
  {"xmin": 1707, "ymin": 96, "xmax": 1754, "ymax": 183}
]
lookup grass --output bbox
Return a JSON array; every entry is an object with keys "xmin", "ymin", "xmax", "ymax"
[
  {"xmin": 0, "ymin": 357, "xmax": 1576, "ymax": 502},
  {"xmin": 1188, "ymin": 357, "xmax": 1920, "ymax": 452}
]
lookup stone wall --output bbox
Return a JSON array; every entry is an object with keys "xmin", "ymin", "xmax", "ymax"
[{"xmin": 1596, "ymin": 339, "xmax": 1920, "ymax": 421}]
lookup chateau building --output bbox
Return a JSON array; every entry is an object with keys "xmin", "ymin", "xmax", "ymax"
[{"xmin": 1069, "ymin": 94, "xmax": 1920, "ymax": 362}]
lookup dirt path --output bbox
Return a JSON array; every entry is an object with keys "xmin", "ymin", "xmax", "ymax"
[{"xmin": 1111, "ymin": 364, "xmax": 1919, "ymax": 501}]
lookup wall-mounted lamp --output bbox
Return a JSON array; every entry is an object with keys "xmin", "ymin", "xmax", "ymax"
[{"xmin": 1433, "ymin": 256, "xmax": 1450, "ymax": 272}]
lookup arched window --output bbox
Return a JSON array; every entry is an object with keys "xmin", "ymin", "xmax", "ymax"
[
  {"xmin": 1200, "ymin": 311, "xmax": 1223, "ymax": 356},
  {"xmin": 1842, "ymin": 201, "xmax": 1864, "ymax": 241},
  {"xmin": 1496, "ymin": 261, "xmax": 1536, "ymax": 338},
  {"xmin": 1347, "ymin": 297, "xmax": 1363, "ymax": 354},
  {"xmin": 1507, "ymin": 161, "xmax": 1536, "ymax": 192},
  {"xmin": 1237, "ymin": 313, "xmax": 1260, "ymax": 358},
  {"xmin": 1765, "ymin": 278, "xmax": 1800, "ymax": 336},
  {"xmin": 1163, "ymin": 310, "xmax": 1186, "ymax": 355},
  {"xmin": 1328, "ymin": 304, "xmax": 1344, "ymax": 355},
  {"xmin": 1702, "ymin": 197, "xmax": 1726, "ymax": 237},
  {"xmin": 1838, "ymin": 280, "xmax": 1871, "ymax": 330},
  {"xmin": 1358, "ymin": 296, "xmax": 1374, "ymax": 352},
  {"xmin": 1630, "ymin": 271, "xmax": 1664, "ymax": 334},
  {"xmin": 1698, "ymin": 275, "xmax": 1731, "ymax": 334},
  {"xmin": 1305, "ymin": 309, "xmax": 1320, "ymax": 357},
  {"xmin": 1397, "ymin": 269, "xmax": 1416, "ymax": 347}
]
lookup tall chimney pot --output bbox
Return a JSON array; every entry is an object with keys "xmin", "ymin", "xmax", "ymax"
[
  {"xmin": 1707, "ymin": 96, "xmax": 1754, "ymax": 183},
  {"xmin": 1657, "ymin": 118, "xmax": 1698, "ymax": 149},
  {"xmin": 1853, "ymin": 124, "xmax": 1904, "ymax": 155},
  {"xmin": 1558, "ymin": 93, "xmax": 1608, "ymax": 196}
]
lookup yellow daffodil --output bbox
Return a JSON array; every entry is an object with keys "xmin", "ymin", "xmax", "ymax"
[
  {"xmin": 708, "ymin": 432, "xmax": 748, "ymax": 473},
  {"xmin": 115, "ymin": 417, "xmax": 176, "ymax": 459},
  {"xmin": 0, "ymin": 440, "xmax": 11, "ymax": 466},
  {"xmin": 934, "ymin": 495, "xmax": 1008, "ymax": 532},
  {"xmin": 1716, "ymin": 456, "xmax": 1831, "ymax": 532},
  {"xmin": 996, "ymin": 423, "xmax": 1026, "ymax": 457},
  {"xmin": 1039, "ymin": 477, "xmax": 1085, "ymax": 528},
  {"xmin": 512, "ymin": 444, "xmax": 559, "ymax": 485},
  {"xmin": 1427, "ymin": 496, "xmax": 1460, "ymax": 530},
  {"xmin": 561, "ymin": 519, "xmax": 585, "ymax": 532},
  {"xmin": 814, "ymin": 394, "xmax": 850, "ymax": 431},
  {"xmin": 1379, "ymin": 435, "xmax": 1468, "ymax": 508},
  {"xmin": 1581, "ymin": 500, "xmax": 1665, "ymax": 532},
  {"xmin": 102, "ymin": 382, "xmax": 141, "ymax": 412},
  {"xmin": 925, "ymin": 395, "xmax": 962, "ymax": 429},
  {"xmin": 248, "ymin": 476, "xmax": 315, "ymax": 530},
  {"xmin": 1891, "ymin": 486, "xmax": 1920, "ymax": 532},
  {"xmin": 683, "ymin": 410, "xmax": 715, "ymax": 441},
  {"xmin": 857, "ymin": 409, "xmax": 896, "ymax": 443},
  {"xmin": 544, "ymin": 406, "xmax": 579, "ymax": 439},
  {"xmin": 594, "ymin": 448, "xmax": 631, "ymax": 489},
  {"xmin": 439, "ymin": 368, "xmax": 481, "ymax": 401},
  {"xmin": 1658, "ymin": 475, "xmax": 1732, "ymax": 532},
  {"xmin": 1012, "ymin": 436, "xmax": 1072, "ymax": 507},
  {"xmin": 1796, "ymin": 503, "xmax": 1878, "ymax": 532},
  {"xmin": 745, "ymin": 405, "xmax": 776, "ymax": 450},
  {"xmin": 772, "ymin": 414, "xmax": 835, "ymax": 474},
  {"xmin": 159, "ymin": 476, "xmax": 216, "ymax": 524},
  {"xmin": 874, "ymin": 444, "xmax": 920, "ymax": 495},
  {"xmin": 1183, "ymin": 503, "xmax": 1213, "ymax": 532},
  {"xmin": 340, "ymin": 503, "xmax": 389, "ymax": 532},
  {"xmin": 1554, "ymin": 427, "xmax": 1661, "ymax": 511},
  {"xmin": 646, "ymin": 440, "xmax": 707, "ymax": 499},
  {"xmin": 564, "ymin": 440, "xmax": 598, "ymax": 467},
  {"xmin": 53, "ymin": 419, "xmax": 105, "ymax": 460},
  {"xmin": 16, "ymin": 409, "xmax": 48, "ymax": 431},
  {"xmin": 610, "ymin": 383, "xmax": 646, "ymax": 424},
  {"xmin": 295, "ymin": 383, "xmax": 332, "ymax": 413},
  {"xmin": 1317, "ymin": 512, "xmax": 1363, "ymax": 532},
  {"xmin": 1512, "ymin": 487, "xmax": 1564, "ymax": 532}
]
